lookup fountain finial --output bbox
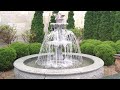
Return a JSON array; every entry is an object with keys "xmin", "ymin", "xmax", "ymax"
[{"xmin": 55, "ymin": 13, "xmax": 65, "ymax": 23}]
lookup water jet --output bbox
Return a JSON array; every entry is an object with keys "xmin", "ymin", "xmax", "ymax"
[{"xmin": 14, "ymin": 13, "xmax": 104, "ymax": 79}]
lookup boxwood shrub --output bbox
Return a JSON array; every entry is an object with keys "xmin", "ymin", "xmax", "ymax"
[
  {"xmin": 9, "ymin": 42, "xmax": 29, "ymax": 58},
  {"xmin": 94, "ymin": 44, "xmax": 116, "ymax": 66},
  {"xmin": 116, "ymin": 40, "xmax": 120, "ymax": 44},
  {"xmin": 102, "ymin": 41, "xmax": 117, "ymax": 52},
  {"xmin": 0, "ymin": 47, "xmax": 16, "ymax": 71},
  {"xmin": 80, "ymin": 43, "xmax": 96, "ymax": 55},
  {"xmin": 29, "ymin": 43, "xmax": 41, "ymax": 55},
  {"xmin": 80, "ymin": 39, "xmax": 102, "ymax": 46}
]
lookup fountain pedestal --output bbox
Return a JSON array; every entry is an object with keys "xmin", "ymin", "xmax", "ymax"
[{"xmin": 14, "ymin": 54, "xmax": 104, "ymax": 79}]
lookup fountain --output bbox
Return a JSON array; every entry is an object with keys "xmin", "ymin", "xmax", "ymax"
[{"xmin": 14, "ymin": 13, "xmax": 104, "ymax": 79}]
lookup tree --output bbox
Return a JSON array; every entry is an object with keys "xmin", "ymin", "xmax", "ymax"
[
  {"xmin": 98, "ymin": 11, "xmax": 113, "ymax": 41},
  {"xmin": 93, "ymin": 11, "xmax": 103, "ymax": 39},
  {"xmin": 84, "ymin": 11, "xmax": 102, "ymax": 39},
  {"xmin": 112, "ymin": 11, "xmax": 120, "ymax": 41},
  {"xmin": 110, "ymin": 11, "xmax": 116, "ymax": 41},
  {"xmin": 84, "ymin": 11, "xmax": 114, "ymax": 41},
  {"xmin": 48, "ymin": 11, "xmax": 59, "ymax": 31},
  {"xmin": 31, "ymin": 11, "xmax": 44, "ymax": 43},
  {"xmin": 84, "ymin": 11, "xmax": 94, "ymax": 39},
  {"xmin": 67, "ymin": 11, "xmax": 75, "ymax": 29}
]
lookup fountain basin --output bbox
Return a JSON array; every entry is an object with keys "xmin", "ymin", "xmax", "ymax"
[{"xmin": 14, "ymin": 53, "xmax": 104, "ymax": 79}]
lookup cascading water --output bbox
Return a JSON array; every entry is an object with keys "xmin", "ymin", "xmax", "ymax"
[
  {"xmin": 14, "ymin": 12, "xmax": 104, "ymax": 79},
  {"xmin": 35, "ymin": 13, "xmax": 83, "ymax": 68}
]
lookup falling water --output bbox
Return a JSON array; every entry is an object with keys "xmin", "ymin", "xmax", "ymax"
[{"xmin": 36, "ymin": 13, "xmax": 83, "ymax": 68}]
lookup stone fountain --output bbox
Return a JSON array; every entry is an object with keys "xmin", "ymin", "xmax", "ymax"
[{"xmin": 13, "ymin": 13, "xmax": 104, "ymax": 79}]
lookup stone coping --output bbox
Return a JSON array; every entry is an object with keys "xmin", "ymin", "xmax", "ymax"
[
  {"xmin": 114, "ymin": 54, "xmax": 120, "ymax": 59},
  {"xmin": 114, "ymin": 54, "xmax": 120, "ymax": 56},
  {"xmin": 14, "ymin": 53, "xmax": 104, "ymax": 75}
]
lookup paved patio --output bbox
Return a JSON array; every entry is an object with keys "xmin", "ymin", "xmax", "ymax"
[
  {"xmin": 103, "ymin": 73, "xmax": 120, "ymax": 79},
  {"xmin": 0, "ymin": 70, "xmax": 15, "ymax": 79}
]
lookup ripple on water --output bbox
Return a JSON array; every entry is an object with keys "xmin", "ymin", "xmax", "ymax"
[{"xmin": 24, "ymin": 56, "xmax": 94, "ymax": 69}]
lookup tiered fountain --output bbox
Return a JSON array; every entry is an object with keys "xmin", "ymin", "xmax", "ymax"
[
  {"xmin": 14, "ymin": 13, "xmax": 104, "ymax": 79},
  {"xmin": 36, "ymin": 13, "xmax": 82, "ymax": 69}
]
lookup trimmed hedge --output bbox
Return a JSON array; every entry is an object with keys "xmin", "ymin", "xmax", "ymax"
[
  {"xmin": 9, "ymin": 42, "xmax": 29, "ymax": 58},
  {"xmin": 102, "ymin": 41, "xmax": 117, "ymax": 52},
  {"xmin": 80, "ymin": 43, "xmax": 96, "ymax": 55},
  {"xmin": 29, "ymin": 43, "xmax": 41, "ymax": 55},
  {"xmin": 0, "ymin": 47, "xmax": 16, "ymax": 71},
  {"xmin": 116, "ymin": 40, "xmax": 120, "ymax": 44},
  {"xmin": 0, "ymin": 38, "xmax": 118, "ymax": 72},
  {"xmin": 94, "ymin": 44, "xmax": 116, "ymax": 66},
  {"xmin": 80, "ymin": 39, "xmax": 102, "ymax": 46},
  {"xmin": 0, "ymin": 42, "xmax": 42, "ymax": 71}
]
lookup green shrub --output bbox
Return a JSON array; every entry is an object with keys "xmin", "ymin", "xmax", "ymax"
[
  {"xmin": 71, "ymin": 28, "xmax": 83, "ymax": 41},
  {"xmin": 102, "ymin": 41, "xmax": 117, "ymax": 51},
  {"xmin": 116, "ymin": 40, "xmax": 120, "ymax": 53},
  {"xmin": 116, "ymin": 40, "xmax": 120, "ymax": 44},
  {"xmin": 80, "ymin": 43, "xmax": 96, "ymax": 55},
  {"xmin": 94, "ymin": 44, "xmax": 116, "ymax": 66},
  {"xmin": 22, "ymin": 30, "xmax": 36, "ymax": 43},
  {"xmin": 0, "ymin": 47, "xmax": 16, "ymax": 71},
  {"xmin": 29, "ymin": 43, "xmax": 41, "ymax": 55},
  {"xmin": 80, "ymin": 39, "xmax": 102, "ymax": 46},
  {"xmin": 0, "ymin": 25, "xmax": 17, "ymax": 44},
  {"xmin": 9, "ymin": 42, "xmax": 29, "ymax": 58}
]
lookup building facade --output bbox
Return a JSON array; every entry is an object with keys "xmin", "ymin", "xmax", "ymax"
[{"xmin": 0, "ymin": 11, "xmax": 86, "ymax": 42}]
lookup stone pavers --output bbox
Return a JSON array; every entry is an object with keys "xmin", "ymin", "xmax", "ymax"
[
  {"xmin": 104, "ymin": 65, "xmax": 118, "ymax": 76},
  {"xmin": 102, "ymin": 73, "xmax": 120, "ymax": 79},
  {"xmin": 0, "ymin": 70, "xmax": 15, "ymax": 79}
]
